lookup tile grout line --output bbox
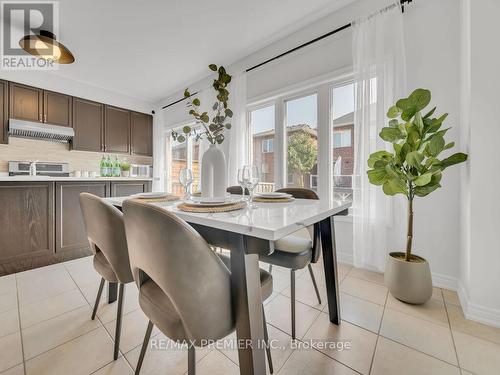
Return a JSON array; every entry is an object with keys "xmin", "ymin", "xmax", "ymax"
[
  {"xmin": 13, "ymin": 274, "xmax": 27, "ymax": 375},
  {"xmin": 443, "ymin": 292, "xmax": 463, "ymax": 371},
  {"xmin": 367, "ymin": 289, "xmax": 389, "ymax": 375}
]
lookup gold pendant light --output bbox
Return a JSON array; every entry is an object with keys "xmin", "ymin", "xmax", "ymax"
[{"xmin": 19, "ymin": 30, "xmax": 75, "ymax": 64}]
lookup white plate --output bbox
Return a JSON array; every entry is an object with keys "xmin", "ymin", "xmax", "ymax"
[
  {"xmin": 187, "ymin": 197, "xmax": 239, "ymax": 206},
  {"xmin": 256, "ymin": 192, "xmax": 292, "ymax": 198},
  {"xmin": 132, "ymin": 192, "xmax": 170, "ymax": 199}
]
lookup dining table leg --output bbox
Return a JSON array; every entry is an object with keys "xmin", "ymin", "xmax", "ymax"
[
  {"xmin": 320, "ymin": 214, "xmax": 341, "ymax": 325},
  {"xmin": 229, "ymin": 233, "xmax": 267, "ymax": 375}
]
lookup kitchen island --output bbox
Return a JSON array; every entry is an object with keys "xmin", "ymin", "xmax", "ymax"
[{"xmin": 0, "ymin": 176, "xmax": 152, "ymax": 275}]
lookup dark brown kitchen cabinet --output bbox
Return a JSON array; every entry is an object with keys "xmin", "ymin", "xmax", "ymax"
[
  {"xmin": 131, "ymin": 111, "xmax": 153, "ymax": 156},
  {"xmin": 9, "ymin": 82, "xmax": 43, "ymax": 122},
  {"xmin": 110, "ymin": 180, "xmax": 152, "ymax": 197},
  {"xmin": 72, "ymin": 98, "xmax": 104, "ymax": 152},
  {"xmin": 0, "ymin": 182, "xmax": 54, "ymax": 275},
  {"xmin": 44, "ymin": 90, "xmax": 72, "ymax": 127},
  {"xmin": 0, "ymin": 80, "xmax": 8, "ymax": 144},
  {"xmin": 55, "ymin": 181, "xmax": 109, "ymax": 254},
  {"xmin": 105, "ymin": 105, "xmax": 130, "ymax": 154}
]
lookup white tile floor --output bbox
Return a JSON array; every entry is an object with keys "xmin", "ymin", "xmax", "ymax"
[{"xmin": 1, "ymin": 256, "xmax": 500, "ymax": 375}]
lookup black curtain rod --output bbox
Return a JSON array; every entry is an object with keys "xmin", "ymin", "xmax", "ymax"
[{"xmin": 162, "ymin": 0, "xmax": 413, "ymax": 110}]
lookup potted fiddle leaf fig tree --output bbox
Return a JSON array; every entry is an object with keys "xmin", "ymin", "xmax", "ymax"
[{"xmin": 367, "ymin": 88, "xmax": 467, "ymax": 304}]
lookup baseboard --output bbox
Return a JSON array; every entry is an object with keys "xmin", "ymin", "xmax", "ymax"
[
  {"xmin": 431, "ymin": 272, "xmax": 459, "ymax": 291},
  {"xmin": 458, "ymin": 282, "xmax": 500, "ymax": 329},
  {"xmin": 337, "ymin": 251, "xmax": 353, "ymax": 265}
]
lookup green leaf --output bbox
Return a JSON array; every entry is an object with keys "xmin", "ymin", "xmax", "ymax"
[
  {"xmin": 225, "ymin": 108, "xmax": 233, "ymax": 118},
  {"xmin": 177, "ymin": 135, "xmax": 186, "ymax": 143},
  {"xmin": 379, "ymin": 127, "xmax": 403, "ymax": 142},
  {"xmin": 182, "ymin": 126, "xmax": 191, "ymax": 134},
  {"xmin": 225, "ymin": 123, "xmax": 232, "ymax": 129},
  {"xmin": 443, "ymin": 142, "xmax": 455, "ymax": 151},
  {"xmin": 389, "ymin": 119, "xmax": 399, "ymax": 128},
  {"xmin": 367, "ymin": 168, "xmax": 388, "ymax": 185},
  {"xmin": 382, "ymin": 178, "xmax": 408, "ymax": 196},
  {"xmin": 414, "ymin": 183, "xmax": 440, "ymax": 197},
  {"xmin": 183, "ymin": 89, "xmax": 190, "ymax": 98},
  {"xmin": 367, "ymin": 150, "xmax": 393, "ymax": 168},
  {"xmin": 423, "ymin": 106, "xmax": 437, "ymax": 118},
  {"xmin": 408, "ymin": 88, "xmax": 432, "ymax": 112},
  {"xmin": 440, "ymin": 153, "xmax": 468, "ymax": 169},
  {"xmin": 387, "ymin": 105, "xmax": 402, "ymax": 119},
  {"xmin": 192, "ymin": 98, "xmax": 200, "ymax": 106},
  {"xmin": 208, "ymin": 64, "xmax": 218, "ymax": 71},
  {"xmin": 200, "ymin": 113, "xmax": 209, "ymax": 123},
  {"xmin": 407, "ymin": 127, "xmax": 421, "ymax": 147},
  {"xmin": 212, "ymin": 102, "xmax": 218, "ymax": 110},
  {"xmin": 414, "ymin": 111, "xmax": 424, "ymax": 132},
  {"xmin": 414, "ymin": 172, "xmax": 432, "ymax": 187},
  {"xmin": 428, "ymin": 135, "xmax": 445, "ymax": 156},
  {"xmin": 406, "ymin": 151, "xmax": 424, "ymax": 169},
  {"xmin": 426, "ymin": 113, "xmax": 448, "ymax": 133}
]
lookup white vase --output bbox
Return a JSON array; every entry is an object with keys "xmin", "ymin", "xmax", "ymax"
[{"xmin": 201, "ymin": 144, "xmax": 227, "ymax": 199}]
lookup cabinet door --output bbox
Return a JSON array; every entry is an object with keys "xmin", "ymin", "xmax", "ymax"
[
  {"xmin": 9, "ymin": 83, "xmax": 43, "ymax": 122},
  {"xmin": 44, "ymin": 90, "xmax": 72, "ymax": 127},
  {"xmin": 131, "ymin": 112, "xmax": 153, "ymax": 156},
  {"xmin": 105, "ymin": 106, "xmax": 130, "ymax": 154},
  {"xmin": 110, "ymin": 180, "xmax": 151, "ymax": 197},
  {"xmin": 55, "ymin": 181, "xmax": 109, "ymax": 253},
  {"xmin": 72, "ymin": 98, "xmax": 104, "ymax": 152},
  {"xmin": 0, "ymin": 182, "xmax": 54, "ymax": 268},
  {"xmin": 0, "ymin": 80, "xmax": 8, "ymax": 144}
]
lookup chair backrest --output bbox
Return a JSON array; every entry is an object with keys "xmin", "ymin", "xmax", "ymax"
[
  {"xmin": 226, "ymin": 185, "xmax": 249, "ymax": 195},
  {"xmin": 122, "ymin": 199, "xmax": 234, "ymax": 342},
  {"xmin": 79, "ymin": 193, "xmax": 133, "ymax": 283},
  {"xmin": 276, "ymin": 188, "xmax": 321, "ymax": 263}
]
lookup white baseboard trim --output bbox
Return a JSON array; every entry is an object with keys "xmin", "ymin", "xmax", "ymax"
[
  {"xmin": 458, "ymin": 283, "xmax": 500, "ymax": 329},
  {"xmin": 431, "ymin": 272, "xmax": 459, "ymax": 291}
]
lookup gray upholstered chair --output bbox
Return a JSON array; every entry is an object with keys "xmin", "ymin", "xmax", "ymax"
[
  {"xmin": 259, "ymin": 188, "xmax": 322, "ymax": 339},
  {"xmin": 227, "ymin": 185, "xmax": 249, "ymax": 195},
  {"xmin": 122, "ymin": 199, "xmax": 274, "ymax": 375},
  {"xmin": 79, "ymin": 192, "xmax": 134, "ymax": 360}
]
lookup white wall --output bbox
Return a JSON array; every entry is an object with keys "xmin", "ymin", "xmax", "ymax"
[
  {"xmin": 458, "ymin": 0, "xmax": 500, "ymax": 327},
  {"xmin": 0, "ymin": 70, "xmax": 154, "ymax": 113}
]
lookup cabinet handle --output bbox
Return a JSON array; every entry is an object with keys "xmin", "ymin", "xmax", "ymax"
[
  {"xmin": 43, "ymin": 114, "xmax": 47, "ymax": 123},
  {"xmin": 39, "ymin": 113, "xmax": 42, "ymax": 122}
]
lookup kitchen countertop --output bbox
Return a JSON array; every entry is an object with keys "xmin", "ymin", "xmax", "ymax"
[{"xmin": 0, "ymin": 176, "xmax": 153, "ymax": 182}]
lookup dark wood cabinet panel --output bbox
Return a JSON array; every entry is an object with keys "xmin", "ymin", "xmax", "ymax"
[
  {"xmin": 44, "ymin": 90, "xmax": 72, "ymax": 127},
  {"xmin": 55, "ymin": 181, "xmax": 109, "ymax": 254},
  {"xmin": 72, "ymin": 98, "xmax": 104, "ymax": 152},
  {"xmin": 110, "ymin": 180, "xmax": 152, "ymax": 197},
  {"xmin": 131, "ymin": 112, "xmax": 153, "ymax": 156},
  {"xmin": 0, "ymin": 182, "xmax": 54, "ymax": 267},
  {"xmin": 0, "ymin": 80, "xmax": 8, "ymax": 144},
  {"xmin": 9, "ymin": 82, "xmax": 43, "ymax": 122},
  {"xmin": 105, "ymin": 105, "xmax": 130, "ymax": 154}
]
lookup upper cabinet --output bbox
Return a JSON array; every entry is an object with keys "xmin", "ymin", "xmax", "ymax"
[
  {"xmin": 44, "ymin": 90, "xmax": 72, "ymax": 127},
  {"xmin": 131, "ymin": 112, "xmax": 153, "ymax": 156},
  {"xmin": 105, "ymin": 105, "xmax": 130, "ymax": 154},
  {"xmin": 72, "ymin": 98, "xmax": 104, "ymax": 152},
  {"xmin": 9, "ymin": 83, "xmax": 43, "ymax": 122},
  {"xmin": 0, "ymin": 81, "xmax": 8, "ymax": 144},
  {"xmin": 10, "ymin": 83, "xmax": 72, "ymax": 127}
]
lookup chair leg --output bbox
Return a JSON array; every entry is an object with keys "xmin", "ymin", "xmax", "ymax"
[
  {"xmin": 268, "ymin": 264, "xmax": 273, "ymax": 273},
  {"xmin": 290, "ymin": 269, "xmax": 296, "ymax": 340},
  {"xmin": 91, "ymin": 277, "xmax": 105, "ymax": 320},
  {"xmin": 262, "ymin": 306, "xmax": 274, "ymax": 374},
  {"xmin": 135, "ymin": 320, "xmax": 154, "ymax": 375},
  {"xmin": 114, "ymin": 283, "xmax": 125, "ymax": 360},
  {"xmin": 308, "ymin": 264, "xmax": 322, "ymax": 305},
  {"xmin": 188, "ymin": 345, "xmax": 196, "ymax": 375}
]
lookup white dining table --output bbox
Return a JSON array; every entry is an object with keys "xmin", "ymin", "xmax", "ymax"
[{"xmin": 104, "ymin": 195, "xmax": 351, "ymax": 375}]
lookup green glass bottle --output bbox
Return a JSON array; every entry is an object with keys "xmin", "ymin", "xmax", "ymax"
[
  {"xmin": 99, "ymin": 155, "xmax": 106, "ymax": 177},
  {"xmin": 106, "ymin": 156, "xmax": 112, "ymax": 177},
  {"xmin": 113, "ymin": 156, "xmax": 121, "ymax": 177}
]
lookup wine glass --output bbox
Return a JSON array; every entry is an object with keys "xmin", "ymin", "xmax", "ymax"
[
  {"xmin": 242, "ymin": 165, "xmax": 260, "ymax": 208},
  {"xmin": 237, "ymin": 168, "xmax": 247, "ymax": 201},
  {"xmin": 179, "ymin": 168, "xmax": 194, "ymax": 200}
]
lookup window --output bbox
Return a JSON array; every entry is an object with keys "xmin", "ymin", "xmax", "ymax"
[
  {"xmin": 310, "ymin": 175, "xmax": 318, "ymax": 189},
  {"xmin": 249, "ymin": 105, "xmax": 275, "ymax": 190},
  {"xmin": 333, "ymin": 129, "xmax": 351, "ymax": 148},
  {"xmin": 262, "ymin": 138, "xmax": 274, "ymax": 153},
  {"xmin": 286, "ymin": 93, "xmax": 318, "ymax": 191},
  {"xmin": 332, "ymin": 83, "xmax": 355, "ymax": 195}
]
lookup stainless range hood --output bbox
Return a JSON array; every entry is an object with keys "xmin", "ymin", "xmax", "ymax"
[{"xmin": 8, "ymin": 118, "xmax": 75, "ymax": 143}]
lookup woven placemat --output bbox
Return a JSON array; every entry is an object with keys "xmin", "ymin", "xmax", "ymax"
[
  {"xmin": 177, "ymin": 201, "xmax": 246, "ymax": 213},
  {"xmin": 132, "ymin": 195, "xmax": 179, "ymax": 203},
  {"xmin": 253, "ymin": 197, "xmax": 295, "ymax": 203}
]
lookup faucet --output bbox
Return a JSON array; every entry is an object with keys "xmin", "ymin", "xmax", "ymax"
[{"xmin": 29, "ymin": 160, "xmax": 38, "ymax": 176}]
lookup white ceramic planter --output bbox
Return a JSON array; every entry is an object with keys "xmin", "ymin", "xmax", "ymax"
[{"xmin": 201, "ymin": 144, "xmax": 227, "ymax": 199}]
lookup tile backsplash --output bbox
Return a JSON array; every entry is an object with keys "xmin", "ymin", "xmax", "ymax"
[{"xmin": 0, "ymin": 137, "xmax": 153, "ymax": 173}]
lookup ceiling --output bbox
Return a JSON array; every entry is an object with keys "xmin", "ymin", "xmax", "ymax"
[{"xmin": 34, "ymin": 0, "xmax": 351, "ymax": 104}]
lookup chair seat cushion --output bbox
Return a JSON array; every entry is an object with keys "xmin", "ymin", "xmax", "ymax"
[
  {"xmin": 93, "ymin": 251, "xmax": 118, "ymax": 282},
  {"xmin": 260, "ymin": 234, "xmax": 313, "ymax": 270},
  {"xmin": 217, "ymin": 254, "xmax": 273, "ymax": 301},
  {"xmin": 139, "ymin": 279, "xmax": 186, "ymax": 342}
]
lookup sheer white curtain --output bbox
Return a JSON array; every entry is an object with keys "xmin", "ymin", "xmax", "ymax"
[
  {"xmin": 226, "ymin": 71, "xmax": 248, "ymax": 186},
  {"xmin": 352, "ymin": 2, "xmax": 407, "ymax": 271}
]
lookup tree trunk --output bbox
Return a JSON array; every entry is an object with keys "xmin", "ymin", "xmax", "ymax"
[{"xmin": 405, "ymin": 197, "xmax": 414, "ymax": 261}]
